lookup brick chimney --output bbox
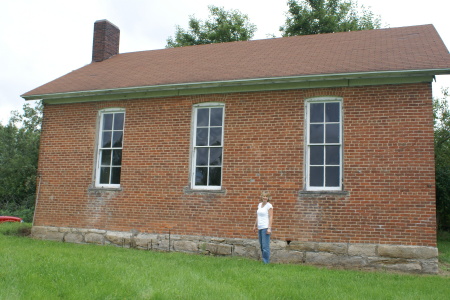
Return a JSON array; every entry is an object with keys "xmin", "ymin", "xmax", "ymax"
[{"xmin": 92, "ymin": 20, "xmax": 120, "ymax": 62}]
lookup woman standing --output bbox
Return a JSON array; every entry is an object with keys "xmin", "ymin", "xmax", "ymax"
[{"xmin": 253, "ymin": 191, "xmax": 273, "ymax": 264}]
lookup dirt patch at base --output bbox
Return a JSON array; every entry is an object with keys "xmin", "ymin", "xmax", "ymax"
[{"xmin": 439, "ymin": 262, "xmax": 450, "ymax": 276}]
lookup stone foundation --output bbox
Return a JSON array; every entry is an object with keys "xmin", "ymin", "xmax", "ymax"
[{"xmin": 31, "ymin": 226, "xmax": 438, "ymax": 274}]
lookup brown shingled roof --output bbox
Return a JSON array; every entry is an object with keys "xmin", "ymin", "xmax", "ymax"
[{"xmin": 22, "ymin": 24, "xmax": 450, "ymax": 98}]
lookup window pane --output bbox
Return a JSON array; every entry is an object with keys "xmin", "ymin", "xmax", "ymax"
[
  {"xmin": 326, "ymin": 145, "xmax": 340, "ymax": 165},
  {"xmin": 210, "ymin": 108, "xmax": 223, "ymax": 126},
  {"xmin": 209, "ymin": 128, "xmax": 222, "ymax": 146},
  {"xmin": 310, "ymin": 124, "xmax": 324, "ymax": 143},
  {"xmin": 113, "ymin": 113, "xmax": 125, "ymax": 130},
  {"xmin": 103, "ymin": 114, "xmax": 113, "ymax": 130},
  {"xmin": 195, "ymin": 167, "xmax": 208, "ymax": 185},
  {"xmin": 210, "ymin": 148, "xmax": 222, "ymax": 166},
  {"xmin": 98, "ymin": 111, "xmax": 125, "ymax": 186},
  {"xmin": 193, "ymin": 105, "xmax": 224, "ymax": 188},
  {"xmin": 196, "ymin": 148, "xmax": 208, "ymax": 166},
  {"xmin": 310, "ymin": 166, "xmax": 324, "ymax": 187},
  {"xmin": 102, "ymin": 131, "xmax": 112, "ymax": 148},
  {"xmin": 326, "ymin": 166, "xmax": 340, "ymax": 187},
  {"xmin": 310, "ymin": 103, "xmax": 324, "ymax": 122},
  {"xmin": 196, "ymin": 128, "xmax": 208, "ymax": 146},
  {"xmin": 325, "ymin": 124, "xmax": 340, "ymax": 143},
  {"xmin": 112, "ymin": 131, "xmax": 123, "ymax": 147},
  {"xmin": 307, "ymin": 100, "xmax": 341, "ymax": 190},
  {"xmin": 310, "ymin": 146, "xmax": 324, "ymax": 165},
  {"xmin": 101, "ymin": 150, "xmax": 111, "ymax": 166},
  {"xmin": 209, "ymin": 167, "xmax": 222, "ymax": 186},
  {"xmin": 100, "ymin": 167, "xmax": 110, "ymax": 184},
  {"xmin": 111, "ymin": 167, "xmax": 121, "ymax": 184},
  {"xmin": 326, "ymin": 103, "xmax": 340, "ymax": 122},
  {"xmin": 197, "ymin": 108, "xmax": 209, "ymax": 126},
  {"xmin": 112, "ymin": 150, "xmax": 122, "ymax": 166}
]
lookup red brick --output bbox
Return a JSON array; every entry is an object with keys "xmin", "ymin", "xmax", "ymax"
[{"xmin": 34, "ymin": 83, "xmax": 436, "ymax": 247}]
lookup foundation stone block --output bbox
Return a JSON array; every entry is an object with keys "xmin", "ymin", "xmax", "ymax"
[
  {"xmin": 234, "ymin": 245, "xmax": 259, "ymax": 258},
  {"xmin": 305, "ymin": 252, "xmax": 340, "ymax": 265},
  {"xmin": 205, "ymin": 243, "xmax": 232, "ymax": 255},
  {"xmin": 317, "ymin": 242, "xmax": 347, "ymax": 254},
  {"xmin": 421, "ymin": 259, "xmax": 439, "ymax": 274},
  {"xmin": 348, "ymin": 244, "xmax": 377, "ymax": 257},
  {"xmin": 272, "ymin": 250, "xmax": 304, "ymax": 263},
  {"xmin": 85, "ymin": 233, "xmax": 104, "ymax": 244},
  {"xmin": 271, "ymin": 240, "xmax": 287, "ymax": 250},
  {"xmin": 105, "ymin": 231, "xmax": 132, "ymax": 246},
  {"xmin": 368, "ymin": 257, "xmax": 422, "ymax": 272},
  {"xmin": 156, "ymin": 240, "xmax": 170, "ymax": 251},
  {"xmin": 135, "ymin": 234, "xmax": 158, "ymax": 249},
  {"xmin": 378, "ymin": 245, "xmax": 438, "ymax": 259},
  {"xmin": 64, "ymin": 233, "xmax": 84, "ymax": 243},
  {"xmin": 31, "ymin": 226, "xmax": 64, "ymax": 241},
  {"xmin": 288, "ymin": 241, "xmax": 316, "ymax": 251},
  {"xmin": 173, "ymin": 240, "xmax": 199, "ymax": 253}
]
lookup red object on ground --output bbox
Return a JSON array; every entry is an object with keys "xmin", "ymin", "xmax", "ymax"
[{"xmin": 0, "ymin": 216, "xmax": 23, "ymax": 223}]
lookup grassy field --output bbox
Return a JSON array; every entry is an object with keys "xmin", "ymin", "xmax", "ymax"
[{"xmin": 1, "ymin": 223, "xmax": 449, "ymax": 300}]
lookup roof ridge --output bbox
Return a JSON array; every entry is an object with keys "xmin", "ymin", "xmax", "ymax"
[{"xmin": 117, "ymin": 24, "xmax": 437, "ymax": 56}]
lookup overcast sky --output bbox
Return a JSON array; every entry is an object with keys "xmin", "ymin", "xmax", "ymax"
[{"xmin": 1, "ymin": 0, "xmax": 450, "ymax": 124}]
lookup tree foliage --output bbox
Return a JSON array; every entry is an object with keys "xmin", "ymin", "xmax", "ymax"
[
  {"xmin": 280, "ymin": 0, "xmax": 381, "ymax": 36},
  {"xmin": 0, "ymin": 101, "xmax": 42, "ymax": 222},
  {"xmin": 166, "ymin": 5, "xmax": 256, "ymax": 48},
  {"xmin": 434, "ymin": 89, "xmax": 450, "ymax": 231}
]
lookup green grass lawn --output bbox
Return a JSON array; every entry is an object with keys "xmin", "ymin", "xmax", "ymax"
[
  {"xmin": 438, "ymin": 231, "xmax": 450, "ymax": 273},
  {"xmin": 1, "ymin": 223, "xmax": 449, "ymax": 300}
]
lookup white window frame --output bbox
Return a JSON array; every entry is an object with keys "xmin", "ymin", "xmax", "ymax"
[
  {"xmin": 95, "ymin": 108, "xmax": 125, "ymax": 188},
  {"xmin": 191, "ymin": 103, "xmax": 225, "ymax": 190},
  {"xmin": 305, "ymin": 97, "xmax": 343, "ymax": 191}
]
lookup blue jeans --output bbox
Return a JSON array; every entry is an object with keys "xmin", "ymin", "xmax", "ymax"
[{"xmin": 258, "ymin": 228, "xmax": 271, "ymax": 264}]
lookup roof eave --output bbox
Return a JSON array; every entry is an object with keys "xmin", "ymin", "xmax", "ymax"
[{"xmin": 22, "ymin": 69, "xmax": 450, "ymax": 103}]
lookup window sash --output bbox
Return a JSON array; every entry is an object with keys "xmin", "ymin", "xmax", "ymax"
[
  {"xmin": 96, "ymin": 110, "xmax": 125, "ymax": 188},
  {"xmin": 306, "ymin": 99, "xmax": 342, "ymax": 191},
  {"xmin": 192, "ymin": 104, "xmax": 224, "ymax": 190}
]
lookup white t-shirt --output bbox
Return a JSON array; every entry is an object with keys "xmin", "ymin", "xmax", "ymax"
[{"xmin": 257, "ymin": 202, "xmax": 273, "ymax": 230}]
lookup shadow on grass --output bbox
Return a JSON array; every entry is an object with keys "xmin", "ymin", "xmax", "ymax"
[
  {"xmin": 438, "ymin": 230, "xmax": 450, "ymax": 275},
  {"xmin": 0, "ymin": 222, "xmax": 32, "ymax": 237}
]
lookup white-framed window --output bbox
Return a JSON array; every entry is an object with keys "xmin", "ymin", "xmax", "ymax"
[
  {"xmin": 95, "ymin": 109, "xmax": 125, "ymax": 188},
  {"xmin": 305, "ymin": 97, "xmax": 343, "ymax": 191},
  {"xmin": 191, "ymin": 103, "xmax": 224, "ymax": 190}
]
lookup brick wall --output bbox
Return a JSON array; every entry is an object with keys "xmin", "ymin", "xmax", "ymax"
[{"xmin": 35, "ymin": 82, "xmax": 436, "ymax": 247}]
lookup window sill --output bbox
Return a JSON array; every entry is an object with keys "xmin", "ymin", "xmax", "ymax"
[
  {"xmin": 88, "ymin": 185, "xmax": 123, "ymax": 192},
  {"xmin": 183, "ymin": 187, "xmax": 227, "ymax": 195},
  {"xmin": 299, "ymin": 190, "xmax": 349, "ymax": 197}
]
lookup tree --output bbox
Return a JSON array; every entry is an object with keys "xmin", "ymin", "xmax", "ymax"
[
  {"xmin": 434, "ymin": 89, "xmax": 450, "ymax": 231},
  {"xmin": 166, "ymin": 5, "xmax": 257, "ymax": 48},
  {"xmin": 280, "ymin": 0, "xmax": 381, "ymax": 37},
  {"xmin": 0, "ymin": 101, "xmax": 42, "ymax": 222}
]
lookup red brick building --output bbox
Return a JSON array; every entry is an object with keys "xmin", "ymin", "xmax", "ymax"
[{"xmin": 23, "ymin": 20, "xmax": 450, "ymax": 273}]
